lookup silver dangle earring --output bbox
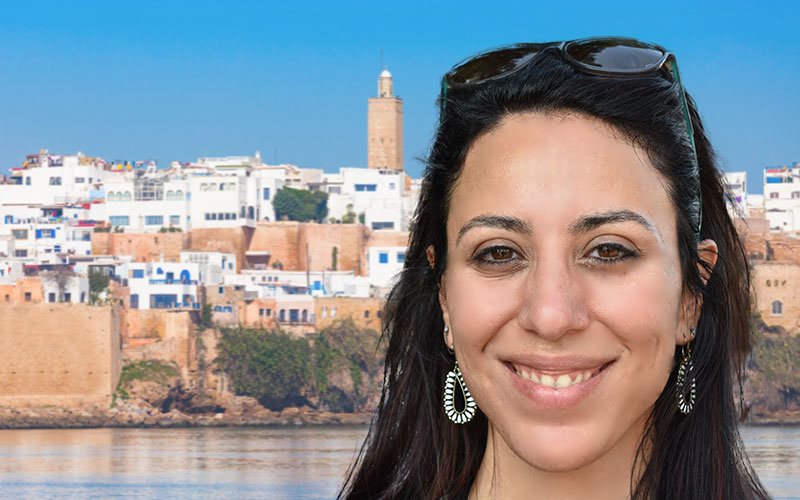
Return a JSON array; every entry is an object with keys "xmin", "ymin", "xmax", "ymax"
[
  {"xmin": 676, "ymin": 328, "xmax": 697, "ymax": 415},
  {"xmin": 442, "ymin": 326, "xmax": 476, "ymax": 424}
]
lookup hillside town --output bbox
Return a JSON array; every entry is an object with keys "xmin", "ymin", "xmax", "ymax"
[{"xmin": 0, "ymin": 69, "xmax": 797, "ymax": 427}]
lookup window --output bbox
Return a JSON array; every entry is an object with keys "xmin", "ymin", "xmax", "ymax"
[
  {"xmin": 263, "ymin": 187, "xmax": 270, "ymax": 200},
  {"xmin": 109, "ymin": 216, "xmax": 129, "ymax": 226},
  {"xmin": 25, "ymin": 177, "xmax": 30, "ymax": 185},
  {"xmin": 770, "ymin": 192, "xmax": 779, "ymax": 199},
  {"xmin": 174, "ymin": 190, "xmax": 184, "ymax": 200},
  {"xmin": 130, "ymin": 294, "xmax": 139, "ymax": 309},
  {"xmin": 771, "ymin": 300, "xmax": 783, "ymax": 316},
  {"xmin": 371, "ymin": 221, "xmax": 395, "ymax": 230},
  {"xmin": 25, "ymin": 292, "xmax": 31, "ymax": 302},
  {"xmin": 63, "ymin": 293, "xmax": 71, "ymax": 303},
  {"xmin": 14, "ymin": 249, "xmax": 28, "ymax": 257},
  {"xmin": 36, "ymin": 229, "xmax": 55, "ymax": 239},
  {"xmin": 329, "ymin": 186, "xmax": 341, "ymax": 194},
  {"xmin": 145, "ymin": 215, "xmax": 164, "ymax": 226},
  {"xmin": 793, "ymin": 192, "xmax": 800, "ymax": 199},
  {"xmin": 11, "ymin": 229, "xmax": 28, "ymax": 240},
  {"xmin": 259, "ymin": 308, "xmax": 266, "ymax": 317},
  {"xmin": 364, "ymin": 310, "xmax": 370, "ymax": 318},
  {"xmin": 279, "ymin": 309, "xmax": 286, "ymax": 321},
  {"xmin": 379, "ymin": 252, "xmax": 389, "ymax": 264},
  {"xmin": 75, "ymin": 177, "xmax": 85, "ymax": 183},
  {"xmin": 217, "ymin": 213, "xmax": 224, "ymax": 220},
  {"xmin": 322, "ymin": 307, "xmax": 328, "ymax": 318},
  {"xmin": 397, "ymin": 253, "xmax": 406, "ymax": 263},
  {"xmin": 355, "ymin": 183, "xmax": 377, "ymax": 192},
  {"xmin": 49, "ymin": 177, "xmax": 62, "ymax": 185},
  {"xmin": 331, "ymin": 307, "xmax": 337, "ymax": 318},
  {"xmin": 4, "ymin": 294, "xmax": 9, "ymax": 302},
  {"xmin": 48, "ymin": 293, "xmax": 56, "ymax": 303},
  {"xmin": 389, "ymin": 182, "xmax": 396, "ymax": 190},
  {"xmin": 170, "ymin": 215, "xmax": 180, "ymax": 226},
  {"xmin": 132, "ymin": 269, "xmax": 145, "ymax": 279},
  {"xmin": 267, "ymin": 308, "xmax": 272, "ymax": 317}
]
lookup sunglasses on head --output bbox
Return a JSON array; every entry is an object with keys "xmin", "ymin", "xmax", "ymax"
[{"xmin": 441, "ymin": 36, "xmax": 702, "ymax": 236}]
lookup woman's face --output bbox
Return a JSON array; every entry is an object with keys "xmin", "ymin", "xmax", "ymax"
[{"xmin": 438, "ymin": 113, "xmax": 707, "ymax": 473}]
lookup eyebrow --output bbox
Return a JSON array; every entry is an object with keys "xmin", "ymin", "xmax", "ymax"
[
  {"xmin": 456, "ymin": 215, "xmax": 532, "ymax": 245},
  {"xmin": 568, "ymin": 209, "xmax": 657, "ymax": 236},
  {"xmin": 455, "ymin": 210, "xmax": 657, "ymax": 245}
]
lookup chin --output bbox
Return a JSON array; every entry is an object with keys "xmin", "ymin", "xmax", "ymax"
[{"xmin": 501, "ymin": 421, "xmax": 614, "ymax": 473}]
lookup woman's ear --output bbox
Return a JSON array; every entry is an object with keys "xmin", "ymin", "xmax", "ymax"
[
  {"xmin": 697, "ymin": 239, "xmax": 718, "ymax": 286},
  {"xmin": 427, "ymin": 245, "xmax": 452, "ymax": 347},
  {"xmin": 677, "ymin": 239, "xmax": 718, "ymax": 345}
]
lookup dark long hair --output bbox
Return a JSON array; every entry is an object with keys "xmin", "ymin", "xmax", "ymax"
[{"xmin": 341, "ymin": 51, "xmax": 769, "ymax": 499}]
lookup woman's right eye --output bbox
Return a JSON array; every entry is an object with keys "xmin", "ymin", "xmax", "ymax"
[{"xmin": 473, "ymin": 245, "xmax": 520, "ymax": 266}]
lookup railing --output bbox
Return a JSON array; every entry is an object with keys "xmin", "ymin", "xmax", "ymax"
[{"xmin": 148, "ymin": 279, "xmax": 198, "ymax": 285}]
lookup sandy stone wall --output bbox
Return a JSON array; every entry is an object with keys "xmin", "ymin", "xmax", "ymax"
[
  {"xmin": 92, "ymin": 232, "xmax": 186, "ymax": 262},
  {"xmin": 0, "ymin": 303, "xmax": 121, "ymax": 408},
  {"xmin": 752, "ymin": 261, "xmax": 800, "ymax": 332},
  {"xmin": 314, "ymin": 297, "xmax": 384, "ymax": 331},
  {"xmin": 298, "ymin": 224, "xmax": 366, "ymax": 275},
  {"xmin": 247, "ymin": 222, "xmax": 301, "ymax": 270},
  {"xmin": 187, "ymin": 227, "xmax": 250, "ymax": 272},
  {"xmin": 248, "ymin": 222, "xmax": 367, "ymax": 274},
  {"xmin": 366, "ymin": 230, "xmax": 409, "ymax": 249},
  {"xmin": 122, "ymin": 309, "xmax": 197, "ymax": 379}
]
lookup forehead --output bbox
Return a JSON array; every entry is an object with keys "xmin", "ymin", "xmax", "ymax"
[{"xmin": 449, "ymin": 112, "xmax": 676, "ymax": 239}]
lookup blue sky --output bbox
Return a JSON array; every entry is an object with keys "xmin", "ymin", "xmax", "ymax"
[{"xmin": 0, "ymin": 1, "xmax": 797, "ymax": 193}]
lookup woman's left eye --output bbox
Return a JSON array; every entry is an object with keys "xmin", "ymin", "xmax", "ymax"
[{"xmin": 586, "ymin": 243, "xmax": 637, "ymax": 264}]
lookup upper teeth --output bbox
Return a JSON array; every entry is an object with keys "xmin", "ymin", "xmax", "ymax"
[{"xmin": 514, "ymin": 368, "xmax": 595, "ymax": 389}]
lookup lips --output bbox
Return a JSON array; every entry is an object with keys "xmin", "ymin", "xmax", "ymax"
[{"xmin": 503, "ymin": 354, "xmax": 615, "ymax": 401}]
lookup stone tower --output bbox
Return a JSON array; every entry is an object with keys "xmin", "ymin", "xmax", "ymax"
[{"xmin": 368, "ymin": 69, "xmax": 403, "ymax": 171}]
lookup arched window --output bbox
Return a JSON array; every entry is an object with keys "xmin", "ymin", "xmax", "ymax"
[
  {"xmin": 123, "ymin": 192, "xmax": 132, "ymax": 201},
  {"xmin": 772, "ymin": 300, "xmax": 783, "ymax": 316},
  {"xmin": 166, "ymin": 190, "xmax": 175, "ymax": 200},
  {"xmin": 108, "ymin": 192, "xmax": 117, "ymax": 201},
  {"xmin": 175, "ymin": 190, "xmax": 184, "ymax": 200},
  {"xmin": 279, "ymin": 309, "xmax": 286, "ymax": 321}
]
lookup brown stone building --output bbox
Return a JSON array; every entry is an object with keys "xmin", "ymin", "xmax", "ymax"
[{"xmin": 368, "ymin": 69, "xmax": 403, "ymax": 171}]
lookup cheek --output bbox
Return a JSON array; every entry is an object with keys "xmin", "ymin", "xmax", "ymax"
[{"xmin": 444, "ymin": 271, "xmax": 521, "ymax": 350}]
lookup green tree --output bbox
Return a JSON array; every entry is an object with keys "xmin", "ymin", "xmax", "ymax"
[
  {"xmin": 89, "ymin": 270, "xmax": 110, "ymax": 293},
  {"xmin": 217, "ymin": 328, "xmax": 311, "ymax": 409},
  {"xmin": 272, "ymin": 187, "xmax": 329, "ymax": 223},
  {"xmin": 201, "ymin": 303, "xmax": 213, "ymax": 329}
]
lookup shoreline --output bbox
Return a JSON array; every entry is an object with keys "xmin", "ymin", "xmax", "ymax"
[{"xmin": 0, "ymin": 404, "xmax": 372, "ymax": 430}]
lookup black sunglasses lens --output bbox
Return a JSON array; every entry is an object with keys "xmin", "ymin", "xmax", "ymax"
[
  {"xmin": 565, "ymin": 38, "xmax": 666, "ymax": 71},
  {"xmin": 448, "ymin": 45, "xmax": 541, "ymax": 84}
]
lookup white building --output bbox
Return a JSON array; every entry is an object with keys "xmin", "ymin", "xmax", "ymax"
[
  {"xmin": 179, "ymin": 251, "xmax": 237, "ymax": 285},
  {"xmin": 0, "ymin": 153, "xmax": 109, "ymax": 205},
  {"xmin": 763, "ymin": 163, "xmax": 800, "ymax": 232},
  {"xmin": 320, "ymin": 167, "xmax": 409, "ymax": 230},
  {"xmin": 723, "ymin": 171, "xmax": 747, "ymax": 218},
  {"xmin": 121, "ymin": 261, "xmax": 201, "ymax": 310},
  {"xmin": 367, "ymin": 246, "xmax": 406, "ymax": 291},
  {"xmin": 41, "ymin": 271, "xmax": 89, "ymax": 304}
]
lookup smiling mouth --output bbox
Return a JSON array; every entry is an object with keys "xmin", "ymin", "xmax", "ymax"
[{"xmin": 510, "ymin": 362, "xmax": 612, "ymax": 389}]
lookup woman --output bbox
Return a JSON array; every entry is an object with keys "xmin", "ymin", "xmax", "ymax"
[{"xmin": 341, "ymin": 37, "xmax": 769, "ymax": 499}]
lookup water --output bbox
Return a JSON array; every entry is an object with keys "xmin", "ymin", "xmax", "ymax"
[{"xmin": 0, "ymin": 425, "xmax": 795, "ymax": 499}]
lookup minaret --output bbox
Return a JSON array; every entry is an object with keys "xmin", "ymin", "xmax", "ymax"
[{"xmin": 368, "ymin": 68, "xmax": 403, "ymax": 171}]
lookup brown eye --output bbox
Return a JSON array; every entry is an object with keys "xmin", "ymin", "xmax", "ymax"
[
  {"xmin": 489, "ymin": 247, "xmax": 514, "ymax": 261},
  {"xmin": 596, "ymin": 244, "xmax": 620, "ymax": 259}
]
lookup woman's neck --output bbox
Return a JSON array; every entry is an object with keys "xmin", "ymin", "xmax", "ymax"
[{"xmin": 468, "ymin": 418, "xmax": 647, "ymax": 500}]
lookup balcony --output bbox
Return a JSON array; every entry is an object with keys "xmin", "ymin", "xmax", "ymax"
[{"xmin": 148, "ymin": 279, "xmax": 198, "ymax": 285}]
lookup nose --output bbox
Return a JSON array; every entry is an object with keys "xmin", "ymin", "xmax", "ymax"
[{"xmin": 516, "ymin": 251, "xmax": 591, "ymax": 341}]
